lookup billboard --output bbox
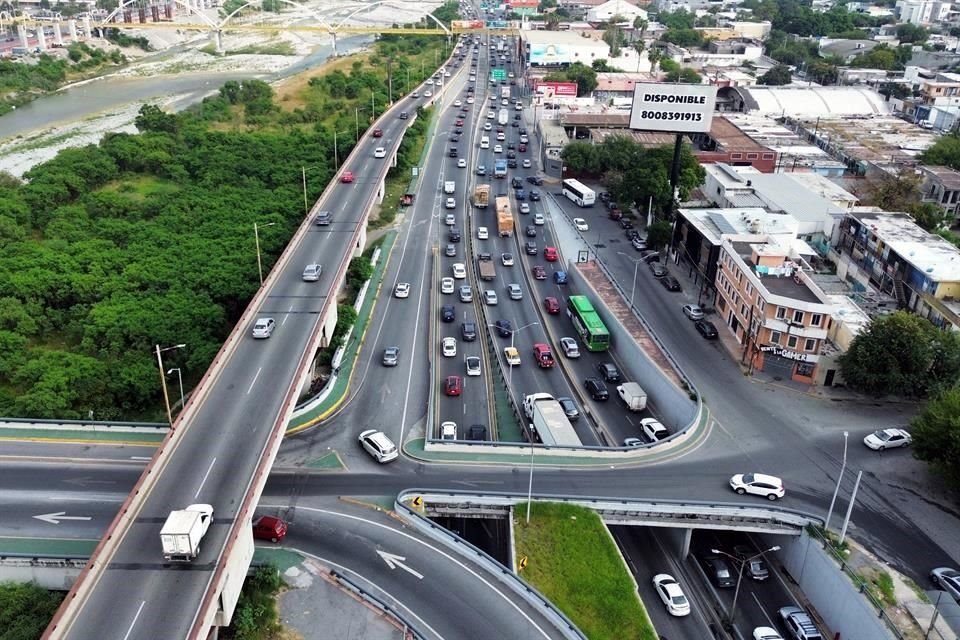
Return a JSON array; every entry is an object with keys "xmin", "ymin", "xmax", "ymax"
[
  {"xmin": 452, "ymin": 20, "xmax": 484, "ymax": 29},
  {"xmin": 528, "ymin": 43, "xmax": 575, "ymax": 66},
  {"xmin": 629, "ymin": 83, "xmax": 717, "ymax": 134},
  {"xmin": 534, "ymin": 81, "xmax": 578, "ymax": 98}
]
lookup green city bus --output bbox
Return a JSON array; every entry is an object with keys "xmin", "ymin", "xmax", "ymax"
[{"xmin": 566, "ymin": 295, "xmax": 610, "ymax": 352}]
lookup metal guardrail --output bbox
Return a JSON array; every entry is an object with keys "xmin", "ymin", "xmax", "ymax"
[
  {"xmin": 330, "ymin": 570, "xmax": 426, "ymax": 640},
  {"xmin": 0, "ymin": 418, "xmax": 166, "ymax": 430}
]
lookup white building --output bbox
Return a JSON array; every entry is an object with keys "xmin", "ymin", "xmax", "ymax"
[
  {"xmin": 586, "ymin": 0, "xmax": 648, "ymax": 22},
  {"xmin": 896, "ymin": 0, "xmax": 953, "ymax": 24}
]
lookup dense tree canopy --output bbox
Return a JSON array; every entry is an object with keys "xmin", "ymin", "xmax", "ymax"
[
  {"xmin": 561, "ymin": 137, "xmax": 705, "ymax": 218},
  {"xmin": 0, "ymin": 581, "xmax": 64, "ymax": 640},
  {"xmin": 543, "ymin": 62, "xmax": 598, "ymax": 94},
  {"xmin": 919, "ymin": 133, "xmax": 960, "ymax": 171},
  {"xmin": 839, "ymin": 312, "xmax": 960, "ymax": 397},
  {"xmin": 759, "ymin": 65, "xmax": 793, "ymax": 85},
  {"xmin": 911, "ymin": 389, "xmax": 960, "ymax": 490}
]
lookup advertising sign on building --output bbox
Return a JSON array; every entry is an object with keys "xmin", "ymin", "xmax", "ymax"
[
  {"xmin": 452, "ymin": 19, "xmax": 484, "ymax": 29},
  {"xmin": 534, "ymin": 81, "xmax": 578, "ymax": 98},
  {"xmin": 529, "ymin": 43, "xmax": 572, "ymax": 66},
  {"xmin": 629, "ymin": 83, "xmax": 717, "ymax": 134}
]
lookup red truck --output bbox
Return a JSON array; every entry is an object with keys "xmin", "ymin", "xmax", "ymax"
[{"xmin": 533, "ymin": 343, "xmax": 555, "ymax": 369}]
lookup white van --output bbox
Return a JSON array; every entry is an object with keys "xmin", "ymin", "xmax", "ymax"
[
  {"xmin": 444, "ymin": 181, "xmax": 456, "ymax": 194},
  {"xmin": 480, "ymin": 136, "xmax": 490, "ymax": 149}
]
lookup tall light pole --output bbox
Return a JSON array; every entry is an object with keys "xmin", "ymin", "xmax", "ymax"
[
  {"xmin": 154, "ymin": 343, "xmax": 185, "ymax": 426},
  {"xmin": 617, "ymin": 251, "xmax": 642, "ymax": 309},
  {"xmin": 167, "ymin": 367, "xmax": 184, "ymax": 412},
  {"xmin": 825, "ymin": 430, "xmax": 849, "ymax": 531},
  {"xmin": 711, "ymin": 546, "xmax": 780, "ymax": 627},
  {"xmin": 254, "ymin": 221, "xmax": 276, "ymax": 286}
]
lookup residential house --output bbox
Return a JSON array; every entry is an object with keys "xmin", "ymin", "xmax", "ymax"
[{"xmin": 919, "ymin": 165, "xmax": 960, "ymax": 220}]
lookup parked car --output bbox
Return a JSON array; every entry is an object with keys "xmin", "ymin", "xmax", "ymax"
[
  {"xmin": 695, "ymin": 320, "xmax": 718, "ymax": 339},
  {"xmin": 650, "ymin": 263, "xmax": 669, "ymax": 278},
  {"xmin": 584, "ymin": 377, "xmax": 609, "ymax": 401},
  {"xmin": 931, "ymin": 567, "xmax": 960, "ymax": 603},
  {"xmin": 661, "ymin": 276, "xmax": 681, "ymax": 291},
  {"xmin": 682, "ymin": 304, "xmax": 704, "ymax": 320},
  {"xmin": 777, "ymin": 606, "xmax": 824, "ymax": 640}
]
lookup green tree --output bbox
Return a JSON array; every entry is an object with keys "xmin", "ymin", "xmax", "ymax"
[
  {"xmin": 839, "ymin": 311, "xmax": 960, "ymax": 397},
  {"xmin": 560, "ymin": 142, "xmax": 601, "ymax": 174},
  {"xmin": 759, "ymin": 65, "xmax": 792, "ymax": 85},
  {"xmin": 134, "ymin": 104, "xmax": 178, "ymax": 134},
  {"xmin": 919, "ymin": 132, "xmax": 960, "ymax": 170},
  {"xmin": 646, "ymin": 221, "xmax": 672, "ymax": 248},
  {"xmin": 661, "ymin": 28, "xmax": 704, "ymax": 48},
  {"xmin": 659, "ymin": 9, "xmax": 695, "ymax": 29},
  {"xmin": 896, "ymin": 23, "xmax": 928, "ymax": 44},
  {"xmin": 665, "ymin": 66, "xmax": 702, "ymax": 83},
  {"xmin": 0, "ymin": 581, "xmax": 64, "ymax": 640},
  {"xmin": 592, "ymin": 59, "xmax": 614, "ymax": 71},
  {"xmin": 911, "ymin": 388, "xmax": 960, "ymax": 489},
  {"xmin": 543, "ymin": 62, "xmax": 597, "ymax": 94}
]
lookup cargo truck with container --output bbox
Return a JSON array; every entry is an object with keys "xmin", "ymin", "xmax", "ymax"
[
  {"xmin": 473, "ymin": 184, "xmax": 490, "ymax": 208},
  {"xmin": 496, "ymin": 196, "xmax": 514, "ymax": 236},
  {"xmin": 616, "ymin": 382, "xmax": 647, "ymax": 411},
  {"xmin": 494, "ymin": 159, "xmax": 507, "ymax": 178},
  {"xmin": 523, "ymin": 393, "xmax": 581, "ymax": 446},
  {"xmin": 444, "ymin": 180, "xmax": 456, "ymax": 194},
  {"xmin": 500, "ymin": 86, "xmax": 511, "ymax": 100},
  {"xmin": 477, "ymin": 257, "xmax": 496, "ymax": 280},
  {"xmin": 160, "ymin": 504, "xmax": 214, "ymax": 562}
]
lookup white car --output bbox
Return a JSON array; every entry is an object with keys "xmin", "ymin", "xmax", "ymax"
[
  {"xmin": 522, "ymin": 159, "xmax": 531, "ymax": 168},
  {"xmin": 501, "ymin": 98, "xmax": 509, "ymax": 106},
  {"xmin": 504, "ymin": 346, "xmax": 521, "ymax": 366},
  {"xmin": 358, "ymin": 429, "xmax": 399, "ymax": 463},
  {"xmin": 445, "ymin": 197, "xmax": 456, "ymax": 209},
  {"xmin": 501, "ymin": 253, "xmax": 514, "ymax": 266},
  {"xmin": 394, "ymin": 282, "xmax": 411, "ymax": 298},
  {"xmin": 560, "ymin": 337, "xmax": 580, "ymax": 358},
  {"xmin": 507, "ymin": 283, "xmax": 522, "ymax": 300},
  {"xmin": 442, "ymin": 337, "xmax": 457, "ymax": 357},
  {"xmin": 441, "ymin": 277, "xmax": 455, "ymax": 294},
  {"xmin": 573, "ymin": 218, "xmax": 589, "ymax": 231},
  {"xmin": 641, "ymin": 418, "xmax": 668, "ymax": 442},
  {"xmin": 445, "ymin": 213, "xmax": 456, "ymax": 225},
  {"xmin": 494, "ymin": 145, "xmax": 503, "ymax": 153},
  {"xmin": 484, "ymin": 122, "xmax": 492, "ymax": 131},
  {"xmin": 508, "ymin": 71, "xmax": 515, "ymax": 78},
  {"xmin": 496, "ymin": 132, "xmax": 505, "ymax": 141},
  {"xmin": 652, "ymin": 574, "xmax": 690, "ymax": 617},
  {"xmin": 459, "ymin": 285, "xmax": 472, "ymax": 302},
  {"xmin": 863, "ymin": 428, "xmax": 912, "ymax": 450},
  {"xmin": 454, "ymin": 99, "xmax": 462, "ymax": 107},
  {"xmin": 251, "ymin": 317, "xmax": 275, "ymax": 339},
  {"xmin": 424, "ymin": 90, "xmax": 433, "ymax": 97},
  {"xmin": 457, "ymin": 158, "xmax": 467, "ymax": 168},
  {"xmin": 374, "ymin": 147, "xmax": 386, "ymax": 158},
  {"xmin": 487, "ymin": 110, "xmax": 495, "ymax": 119},
  {"xmin": 478, "ymin": 226, "xmax": 489, "ymax": 240},
  {"xmin": 730, "ymin": 473, "xmax": 785, "ymax": 501},
  {"xmin": 466, "ymin": 356, "xmax": 481, "ymax": 376},
  {"xmin": 440, "ymin": 421, "xmax": 457, "ymax": 440},
  {"xmin": 753, "ymin": 628, "xmax": 784, "ymax": 640},
  {"xmin": 426, "ymin": 78, "xmax": 434, "ymax": 85},
  {"xmin": 484, "ymin": 290, "xmax": 498, "ymax": 305},
  {"xmin": 533, "ymin": 212, "xmax": 544, "ymax": 224},
  {"xmin": 467, "ymin": 96, "xmax": 474, "ymax": 104},
  {"xmin": 930, "ymin": 567, "xmax": 960, "ymax": 603},
  {"xmin": 520, "ymin": 203, "xmax": 531, "ymax": 214},
  {"xmin": 682, "ymin": 304, "xmax": 704, "ymax": 320},
  {"xmin": 452, "ymin": 263, "xmax": 466, "ymax": 279}
]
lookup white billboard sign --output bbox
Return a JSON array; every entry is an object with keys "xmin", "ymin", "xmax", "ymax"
[{"xmin": 629, "ymin": 83, "xmax": 717, "ymax": 134}]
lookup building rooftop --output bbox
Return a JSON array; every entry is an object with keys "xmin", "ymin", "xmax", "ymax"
[
  {"xmin": 921, "ymin": 165, "xmax": 960, "ymax": 191},
  {"xmin": 789, "ymin": 115, "xmax": 939, "ymax": 170},
  {"xmin": 521, "ymin": 29, "xmax": 605, "ymax": 45},
  {"xmin": 786, "ymin": 173, "xmax": 859, "ymax": 206},
  {"xmin": 707, "ymin": 116, "xmax": 768, "ymax": 152},
  {"xmin": 590, "ymin": 129, "xmax": 676, "ymax": 146},
  {"xmin": 680, "ymin": 207, "xmax": 800, "ymax": 245},
  {"xmin": 720, "ymin": 114, "xmax": 846, "ymax": 172},
  {"xmin": 850, "ymin": 210, "xmax": 960, "ymax": 283},
  {"xmin": 724, "ymin": 86, "xmax": 890, "ymax": 117},
  {"xmin": 594, "ymin": 71, "xmax": 658, "ymax": 92},
  {"xmin": 560, "ymin": 112, "xmax": 631, "ymax": 126},
  {"xmin": 730, "ymin": 239, "xmax": 824, "ymax": 303}
]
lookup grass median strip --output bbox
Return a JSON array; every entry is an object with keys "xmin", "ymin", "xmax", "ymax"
[{"xmin": 514, "ymin": 503, "xmax": 657, "ymax": 640}]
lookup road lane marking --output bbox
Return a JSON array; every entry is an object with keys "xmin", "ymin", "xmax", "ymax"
[
  {"xmin": 247, "ymin": 367, "xmax": 262, "ymax": 395},
  {"xmin": 33, "ymin": 511, "xmax": 92, "ymax": 524},
  {"xmin": 120, "ymin": 600, "xmax": 147, "ymax": 640},
  {"xmin": 281, "ymin": 305, "xmax": 293, "ymax": 326},
  {"xmin": 195, "ymin": 457, "xmax": 216, "ymax": 499},
  {"xmin": 377, "ymin": 550, "xmax": 425, "ymax": 579}
]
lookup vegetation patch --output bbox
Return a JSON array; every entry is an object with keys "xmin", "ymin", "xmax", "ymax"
[
  {"xmin": 514, "ymin": 503, "xmax": 657, "ymax": 640},
  {"xmin": 222, "ymin": 565, "xmax": 283, "ymax": 640},
  {"xmin": 225, "ymin": 42, "xmax": 296, "ymax": 56},
  {"xmin": 0, "ymin": 581, "xmax": 64, "ymax": 640}
]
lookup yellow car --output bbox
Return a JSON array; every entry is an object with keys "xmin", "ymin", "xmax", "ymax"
[{"xmin": 504, "ymin": 347, "xmax": 521, "ymax": 367}]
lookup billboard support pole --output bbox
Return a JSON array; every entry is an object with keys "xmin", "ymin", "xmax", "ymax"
[{"xmin": 668, "ymin": 133, "xmax": 683, "ymax": 222}]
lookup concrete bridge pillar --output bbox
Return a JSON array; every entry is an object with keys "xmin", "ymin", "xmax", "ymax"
[
  {"xmin": 53, "ymin": 23, "xmax": 64, "ymax": 47},
  {"xmin": 82, "ymin": 16, "xmax": 92, "ymax": 39},
  {"xmin": 214, "ymin": 29, "xmax": 223, "ymax": 53},
  {"xmin": 17, "ymin": 24, "xmax": 28, "ymax": 49},
  {"xmin": 36, "ymin": 27, "xmax": 46, "ymax": 51},
  {"xmin": 68, "ymin": 19, "xmax": 78, "ymax": 42}
]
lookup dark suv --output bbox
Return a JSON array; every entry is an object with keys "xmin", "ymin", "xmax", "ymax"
[
  {"xmin": 596, "ymin": 362, "xmax": 621, "ymax": 383},
  {"xmin": 778, "ymin": 606, "xmax": 823, "ymax": 640},
  {"xmin": 461, "ymin": 321, "xmax": 477, "ymax": 342},
  {"xmin": 701, "ymin": 556, "xmax": 735, "ymax": 588},
  {"xmin": 584, "ymin": 377, "xmax": 609, "ymax": 401}
]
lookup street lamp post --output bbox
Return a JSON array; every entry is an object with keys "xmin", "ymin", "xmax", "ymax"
[
  {"xmin": 154, "ymin": 343, "xmax": 185, "ymax": 426},
  {"xmin": 167, "ymin": 367, "xmax": 184, "ymax": 411},
  {"xmin": 825, "ymin": 430, "xmax": 849, "ymax": 531},
  {"xmin": 617, "ymin": 252, "xmax": 642, "ymax": 309},
  {"xmin": 711, "ymin": 546, "xmax": 780, "ymax": 628},
  {"xmin": 253, "ymin": 221, "xmax": 276, "ymax": 286}
]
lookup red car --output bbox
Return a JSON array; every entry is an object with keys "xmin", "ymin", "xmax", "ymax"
[
  {"xmin": 341, "ymin": 171, "xmax": 354, "ymax": 183},
  {"xmin": 532, "ymin": 343, "xmax": 555, "ymax": 368},
  {"xmin": 531, "ymin": 265, "xmax": 547, "ymax": 280},
  {"xmin": 544, "ymin": 246, "xmax": 558, "ymax": 262},
  {"xmin": 372, "ymin": 128, "xmax": 383, "ymax": 138},
  {"xmin": 252, "ymin": 515, "xmax": 287, "ymax": 543},
  {"xmin": 544, "ymin": 297, "xmax": 560, "ymax": 314},
  {"xmin": 455, "ymin": 119, "xmax": 464, "ymax": 126},
  {"xmin": 519, "ymin": 144, "xmax": 527, "ymax": 152},
  {"xmin": 445, "ymin": 375, "xmax": 462, "ymax": 397}
]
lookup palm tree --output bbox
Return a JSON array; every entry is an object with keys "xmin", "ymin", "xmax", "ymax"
[{"xmin": 648, "ymin": 47, "xmax": 662, "ymax": 74}]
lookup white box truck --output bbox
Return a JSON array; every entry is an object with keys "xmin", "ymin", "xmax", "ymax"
[
  {"xmin": 616, "ymin": 382, "xmax": 647, "ymax": 412},
  {"xmin": 444, "ymin": 180, "xmax": 456, "ymax": 194},
  {"xmin": 160, "ymin": 504, "xmax": 214, "ymax": 562},
  {"xmin": 523, "ymin": 393, "xmax": 581, "ymax": 446}
]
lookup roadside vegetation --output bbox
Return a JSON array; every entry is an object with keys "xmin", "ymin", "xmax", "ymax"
[
  {"xmin": 0, "ymin": 32, "xmax": 448, "ymax": 420},
  {"xmin": 223, "ymin": 565, "xmax": 283, "ymax": 640},
  {"xmin": 0, "ymin": 581, "xmax": 64, "ymax": 640},
  {"xmin": 514, "ymin": 503, "xmax": 657, "ymax": 640}
]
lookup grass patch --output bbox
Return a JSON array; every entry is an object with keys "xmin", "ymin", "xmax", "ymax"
[
  {"xmin": 904, "ymin": 576, "xmax": 931, "ymax": 604},
  {"xmin": 854, "ymin": 567, "xmax": 898, "ymax": 608},
  {"xmin": 223, "ymin": 564, "xmax": 283, "ymax": 640},
  {"xmin": 225, "ymin": 42, "xmax": 295, "ymax": 56},
  {"xmin": 102, "ymin": 175, "xmax": 181, "ymax": 200},
  {"xmin": 514, "ymin": 503, "xmax": 657, "ymax": 640}
]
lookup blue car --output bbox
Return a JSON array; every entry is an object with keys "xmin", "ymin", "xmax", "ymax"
[{"xmin": 554, "ymin": 271, "xmax": 568, "ymax": 284}]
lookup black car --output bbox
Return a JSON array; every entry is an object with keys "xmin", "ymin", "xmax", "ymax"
[
  {"xmin": 619, "ymin": 219, "xmax": 634, "ymax": 230},
  {"xmin": 399, "ymin": 111, "xmax": 409, "ymax": 119},
  {"xmin": 449, "ymin": 228, "xmax": 461, "ymax": 242},
  {"xmin": 511, "ymin": 121, "xmax": 519, "ymax": 128},
  {"xmin": 461, "ymin": 321, "xmax": 477, "ymax": 341},
  {"xmin": 526, "ymin": 175, "xmax": 544, "ymax": 185},
  {"xmin": 584, "ymin": 377, "xmax": 609, "ymax": 401},
  {"xmin": 451, "ymin": 135, "xmax": 459, "ymax": 143},
  {"xmin": 507, "ymin": 151, "xmax": 516, "ymax": 159},
  {"xmin": 599, "ymin": 191, "xmax": 611, "ymax": 203},
  {"xmin": 494, "ymin": 319, "xmax": 512, "ymax": 337},
  {"xmin": 514, "ymin": 113, "xmax": 521, "ymax": 120},
  {"xmin": 701, "ymin": 556, "xmax": 736, "ymax": 588},
  {"xmin": 525, "ymin": 225, "xmax": 537, "ymax": 237},
  {"xmin": 467, "ymin": 424, "xmax": 488, "ymax": 441},
  {"xmin": 449, "ymin": 148, "xmax": 458, "ymax": 158},
  {"xmin": 515, "ymin": 189, "xmax": 527, "ymax": 201},
  {"xmin": 455, "ymin": 128, "xmax": 463, "ymax": 135},
  {"xmin": 661, "ymin": 276, "xmax": 681, "ymax": 292},
  {"xmin": 441, "ymin": 305, "xmax": 456, "ymax": 323},
  {"xmin": 557, "ymin": 397, "xmax": 580, "ymax": 421},
  {"xmin": 529, "ymin": 190, "xmax": 541, "ymax": 201},
  {"xmin": 695, "ymin": 320, "xmax": 718, "ymax": 339},
  {"xmin": 507, "ymin": 142, "xmax": 516, "ymax": 150},
  {"xmin": 512, "ymin": 177, "xmax": 523, "ymax": 188},
  {"xmin": 507, "ymin": 159, "xmax": 518, "ymax": 168},
  {"xmin": 596, "ymin": 362, "xmax": 621, "ymax": 383},
  {"xmin": 525, "ymin": 241, "xmax": 537, "ymax": 255}
]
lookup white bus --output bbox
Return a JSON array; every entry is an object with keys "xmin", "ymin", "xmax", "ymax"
[{"xmin": 561, "ymin": 179, "xmax": 596, "ymax": 207}]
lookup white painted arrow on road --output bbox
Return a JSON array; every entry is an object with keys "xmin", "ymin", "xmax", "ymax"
[
  {"xmin": 376, "ymin": 550, "xmax": 424, "ymax": 580},
  {"xmin": 34, "ymin": 512, "xmax": 93, "ymax": 525}
]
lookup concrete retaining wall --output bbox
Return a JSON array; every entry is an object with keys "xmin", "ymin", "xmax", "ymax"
[
  {"xmin": 565, "ymin": 262, "xmax": 697, "ymax": 431},
  {"xmin": 0, "ymin": 559, "xmax": 85, "ymax": 591}
]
